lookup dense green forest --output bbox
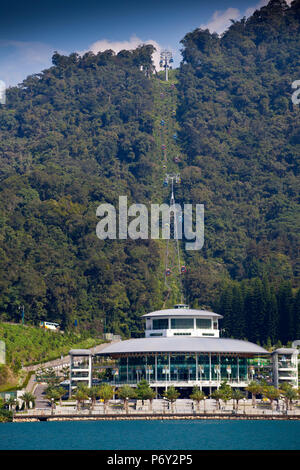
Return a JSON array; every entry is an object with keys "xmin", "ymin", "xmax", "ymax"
[
  {"xmin": 0, "ymin": 0, "xmax": 299, "ymax": 345},
  {"xmin": 178, "ymin": 0, "xmax": 300, "ymax": 344},
  {"xmin": 0, "ymin": 45, "xmax": 164, "ymax": 336}
]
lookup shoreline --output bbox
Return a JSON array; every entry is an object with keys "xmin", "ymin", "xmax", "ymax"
[{"xmin": 12, "ymin": 412, "xmax": 300, "ymax": 422}]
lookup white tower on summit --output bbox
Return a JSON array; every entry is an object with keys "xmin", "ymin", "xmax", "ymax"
[{"xmin": 160, "ymin": 50, "xmax": 173, "ymax": 81}]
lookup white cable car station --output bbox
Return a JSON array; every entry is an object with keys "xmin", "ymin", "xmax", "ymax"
[{"xmin": 69, "ymin": 305, "xmax": 298, "ymax": 396}]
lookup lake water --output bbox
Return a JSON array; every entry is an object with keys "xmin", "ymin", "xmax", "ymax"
[{"xmin": 0, "ymin": 420, "xmax": 299, "ymax": 450}]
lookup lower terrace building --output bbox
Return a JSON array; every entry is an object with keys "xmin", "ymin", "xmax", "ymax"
[{"xmin": 69, "ymin": 305, "xmax": 299, "ymax": 396}]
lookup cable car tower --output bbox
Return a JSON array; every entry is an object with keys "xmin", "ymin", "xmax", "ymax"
[{"xmin": 160, "ymin": 50, "xmax": 173, "ymax": 81}]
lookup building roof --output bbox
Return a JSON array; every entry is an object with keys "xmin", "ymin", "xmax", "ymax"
[
  {"xmin": 142, "ymin": 308, "xmax": 222, "ymax": 318},
  {"xmin": 69, "ymin": 349, "xmax": 92, "ymax": 356},
  {"xmin": 272, "ymin": 348, "xmax": 299, "ymax": 355},
  {"xmin": 98, "ymin": 337, "xmax": 269, "ymax": 355}
]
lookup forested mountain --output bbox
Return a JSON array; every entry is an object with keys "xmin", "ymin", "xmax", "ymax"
[
  {"xmin": 177, "ymin": 0, "xmax": 300, "ymax": 343},
  {"xmin": 0, "ymin": 46, "xmax": 164, "ymax": 336},
  {"xmin": 0, "ymin": 0, "xmax": 299, "ymax": 345}
]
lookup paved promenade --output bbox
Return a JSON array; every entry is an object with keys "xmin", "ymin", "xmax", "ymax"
[{"xmin": 13, "ymin": 398, "xmax": 300, "ymax": 421}]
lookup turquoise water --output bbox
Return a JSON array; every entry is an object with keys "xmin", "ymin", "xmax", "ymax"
[{"xmin": 0, "ymin": 420, "xmax": 299, "ymax": 450}]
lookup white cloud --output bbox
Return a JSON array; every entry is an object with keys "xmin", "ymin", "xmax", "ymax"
[
  {"xmin": 0, "ymin": 40, "xmax": 56, "ymax": 86},
  {"xmin": 200, "ymin": 0, "xmax": 280, "ymax": 36},
  {"xmin": 84, "ymin": 35, "xmax": 164, "ymax": 70},
  {"xmin": 244, "ymin": 0, "xmax": 268, "ymax": 18},
  {"xmin": 200, "ymin": 8, "xmax": 241, "ymax": 35},
  {"xmin": 0, "ymin": 35, "xmax": 168, "ymax": 87}
]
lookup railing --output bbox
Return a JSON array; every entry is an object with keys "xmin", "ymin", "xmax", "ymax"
[
  {"xmin": 71, "ymin": 365, "xmax": 90, "ymax": 370},
  {"xmin": 278, "ymin": 362, "xmax": 296, "ymax": 369},
  {"xmin": 104, "ymin": 379, "xmax": 249, "ymax": 387},
  {"xmin": 14, "ymin": 400, "xmax": 300, "ymax": 418}
]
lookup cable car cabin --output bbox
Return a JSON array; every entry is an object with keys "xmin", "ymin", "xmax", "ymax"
[
  {"xmin": 163, "ymin": 179, "xmax": 168, "ymax": 187},
  {"xmin": 169, "ymin": 58, "xmax": 174, "ymax": 63},
  {"xmin": 180, "ymin": 266, "xmax": 187, "ymax": 274},
  {"xmin": 165, "ymin": 269, "xmax": 171, "ymax": 276},
  {"xmin": 40, "ymin": 321, "xmax": 60, "ymax": 331}
]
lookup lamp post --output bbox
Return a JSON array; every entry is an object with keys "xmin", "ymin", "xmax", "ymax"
[
  {"xmin": 163, "ymin": 396, "xmax": 168, "ymax": 414},
  {"xmin": 214, "ymin": 365, "xmax": 220, "ymax": 387},
  {"xmin": 243, "ymin": 398, "xmax": 246, "ymax": 415},
  {"xmin": 18, "ymin": 305, "xmax": 25, "ymax": 325},
  {"xmin": 203, "ymin": 396, "xmax": 207, "ymax": 414},
  {"xmin": 163, "ymin": 365, "xmax": 169, "ymax": 390},
  {"xmin": 136, "ymin": 368, "xmax": 141, "ymax": 384},
  {"xmin": 146, "ymin": 366, "xmax": 153, "ymax": 383},
  {"xmin": 199, "ymin": 366, "xmax": 204, "ymax": 385},
  {"xmin": 227, "ymin": 366, "xmax": 232, "ymax": 383}
]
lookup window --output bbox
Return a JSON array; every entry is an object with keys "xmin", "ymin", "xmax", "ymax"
[
  {"xmin": 150, "ymin": 333, "xmax": 163, "ymax": 336},
  {"xmin": 196, "ymin": 319, "xmax": 211, "ymax": 329},
  {"xmin": 171, "ymin": 318, "xmax": 194, "ymax": 329},
  {"xmin": 152, "ymin": 319, "xmax": 168, "ymax": 330}
]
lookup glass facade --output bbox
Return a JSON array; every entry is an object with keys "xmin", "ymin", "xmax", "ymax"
[
  {"xmin": 152, "ymin": 319, "xmax": 168, "ymax": 330},
  {"xmin": 111, "ymin": 353, "xmax": 254, "ymax": 385},
  {"xmin": 196, "ymin": 319, "xmax": 212, "ymax": 329},
  {"xmin": 171, "ymin": 318, "xmax": 194, "ymax": 329}
]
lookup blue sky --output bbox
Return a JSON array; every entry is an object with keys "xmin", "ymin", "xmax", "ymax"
[{"xmin": 0, "ymin": 0, "xmax": 271, "ymax": 86}]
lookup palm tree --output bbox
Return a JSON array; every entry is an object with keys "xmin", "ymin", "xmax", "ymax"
[
  {"xmin": 163, "ymin": 386, "xmax": 179, "ymax": 413},
  {"xmin": 56, "ymin": 387, "xmax": 66, "ymax": 406},
  {"xmin": 280, "ymin": 383, "xmax": 298, "ymax": 411},
  {"xmin": 88, "ymin": 386, "xmax": 100, "ymax": 410},
  {"xmin": 210, "ymin": 389, "xmax": 223, "ymax": 410},
  {"xmin": 117, "ymin": 385, "xmax": 136, "ymax": 414},
  {"xmin": 144, "ymin": 388, "xmax": 156, "ymax": 412},
  {"xmin": 218, "ymin": 381, "xmax": 232, "ymax": 410},
  {"xmin": 5, "ymin": 397, "xmax": 17, "ymax": 412},
  {"xmin": 73, "ymin": 386, "xmax": 89, "ymax": 411},
  {"xmin": 20, "ymin": 392, "xmax": 35, "ymax": 411},
  {"xmin": 190, "ymin": 387, "xmax": 205, "ymax": 413},
  {"xmin": 262, "ymin": 385, "xmax": 281, "ymax": 410},
  {"xmin": 245, "ymin": 381, "xmax": 263, "ymax": 408},
  {"xmin": 99, "ymin": 384, "xmax": 114, "ymax": 414},
  {"xmin": 231, "ymin": 389, "xmax": 244, "ymax": 412}
]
